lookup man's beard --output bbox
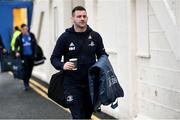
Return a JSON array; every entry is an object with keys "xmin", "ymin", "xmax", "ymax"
[{"xmin": 75, "ymin": 21, "xmax": 87, "ymax": 28}]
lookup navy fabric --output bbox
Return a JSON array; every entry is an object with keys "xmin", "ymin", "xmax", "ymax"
[
  {"xmin": 51, "ymin": 25, "xmax": 107, "ymax": 71},
  {"xmin": 88, "ymin": 55, "xmax": 124, "ymax": 111},
  {"xmin": 50, "ymin": 25, "xmax": 108, "ymax": 118},
  {"xmin": 1, "ymin": 54, "xmax": 13, "ymax": 72},
  {"xmin": 64, "ymin": 85, "xmax": 93, "ymax": 119},
  {"xmin": 34, "ymin": 44, "xmax": 46, "ymax": 66},
  {"xmin": 48, "ymin": 71, "xmax": 68, "ymax": 108},
  {"xmin": 23, "ymin": 57, "xmax": 34, "ymax": 87},
  {"xmin": 12, "ymin": 58, "xmax": 24, "ymax": 80},
  {"xmin": 22, "ymin": 34, "xmax": 32, "ymax": 56}
]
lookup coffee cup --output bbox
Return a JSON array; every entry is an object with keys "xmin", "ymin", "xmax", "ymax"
[{"xmin": 69, "ymin": 58, "xmax": 77, "ymax": 70}]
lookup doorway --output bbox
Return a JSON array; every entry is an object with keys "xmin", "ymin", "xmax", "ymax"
[{"xmin": 13, "ymin": 8, "xmax": 27, "ymax": 29}]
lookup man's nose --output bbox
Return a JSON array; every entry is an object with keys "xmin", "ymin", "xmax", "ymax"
[{"xmin": 80, "ymin": 16, "xmax": 85, "ymax": 20}]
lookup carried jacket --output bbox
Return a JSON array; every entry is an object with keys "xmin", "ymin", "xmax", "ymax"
[{"xmin": 88, "ymin": 55, "xmax": 124, "ymax": 111}]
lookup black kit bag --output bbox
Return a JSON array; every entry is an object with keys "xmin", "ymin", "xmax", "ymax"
[
  {"xmin": 1, "ymin": 54, "xmax": 13, "ymax": 72},
  {"xmin": 34, "ymin": 44, "xmax": 46, "ymax": 66},
  {"xmin": 12, "ymin": 58, "xmax": 24, "ymax": 80},
  {"xmin": 48, "ymin": 71, "xmax": 68, "ymax": 108},
  {"xmin": 48, "ymin": 31, "xmax": 95, "ymax": 108}
]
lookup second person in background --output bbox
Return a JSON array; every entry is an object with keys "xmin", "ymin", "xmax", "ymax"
[
  {"xmin": 11, "ymin": 26, "xmax": 21, "ymax": 57},
  {"xmin": 15, "ymin": 24, "xmax": 37, "ymax": 91}
]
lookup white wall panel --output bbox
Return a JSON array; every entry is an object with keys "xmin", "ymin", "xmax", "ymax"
[
  {"xmin": 31, "ymin": 0, "xmax": 180, "ymax": 119},
  {"xmin": 31, "ymin": 0, "xmax": 51, "ymax": 82},
  {"xmin": 139, "ymin": 66, "xmax": 180, "ymax": 91},
  {"xmin": 149, "ymin": 32, "xmax": 171, "ymax": 50},
  {"xmin": 148, "ymin": 15, "xmax": 163, "ymax": 32},
  {"xmin": 136, "ymin": 0, "xmax": 150, "ymax": 58},
  {"xmin": 137, "ymin": 1, "xmax": 180, "ymax": 119},
  {"xmin": 139, "ymin": 97, "xmax": 180, "ymax": 119},
  {"xmin": 87, "ymin": 0, "xmax": 134, "ymax": 119},
  {"xmin": 139, "ymin": 83, "xmax": 180, "ymax": 111}
]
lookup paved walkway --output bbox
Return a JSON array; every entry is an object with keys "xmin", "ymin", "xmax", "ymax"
[
  {"xmin": 0, "ymin": 71, "xmax": 115, "ymax": 119},
  {"xmin": 0, "ymin": 72, "xmax": 71, "ymax": 119}
]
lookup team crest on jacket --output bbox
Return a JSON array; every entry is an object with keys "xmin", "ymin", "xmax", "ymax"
[
  {"xmin": 89, "ymin": 41, "xmax": 95, "ymax": 47},
  {"xmin": 69, "ymin": 42, "xmax": 75, "ymax": 51},
  {"xmin": 66, "ymin": 95, "xmax": 73, "ymax": 102}
]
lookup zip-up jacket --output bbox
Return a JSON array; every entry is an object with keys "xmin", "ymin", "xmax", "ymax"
[
  {"xmin": 15, "ymin": 32, "xmax": 37, "ymax": 59},
  {"xmin": 51, "ymin": 25, "xmax": 107, "ymax": 70},
  {"xmin": 88, "ymin": 55, "xmax": 124, "ymax": 111}
]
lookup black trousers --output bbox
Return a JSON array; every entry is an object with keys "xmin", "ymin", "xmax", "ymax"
[
  {"xmin": 64, "ymin": 85, "xmax": 93, "ymax": 119},
  {"xmin": 23, "ymin": 57, "xmax": 34, "ymax": 87}
]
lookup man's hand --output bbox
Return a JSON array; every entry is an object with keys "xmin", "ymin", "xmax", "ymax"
[
  {"xmin": 2, "ymin": 49, "xmax": 6, "ymax": 53},
  {"xmin": 63, "ymin": 62, "xmax": 75, "ymax": 70},
  {"xmin": 16, "ymin": 52, "xmax": 20, "ymax": 57}
]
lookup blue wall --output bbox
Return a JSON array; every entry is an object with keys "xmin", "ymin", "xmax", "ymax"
[{"xmin": 0, "ymin": 1, "xmax": 33, "ymax": 53}]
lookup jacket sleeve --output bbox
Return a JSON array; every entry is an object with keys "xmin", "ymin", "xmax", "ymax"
[
  {"xmin": 14, "ymin": 35, "xmax": 21, "ymax": 53},
  {"xmin": 50, "ymin": 35, "xmax": 66, "ymax": 70},
  {"xmin": 30, "ymin": 33, "xmax": 38, "ymax": 55},
  {"xmin": 0, "ymin": 35, "xmax": 4, "ymax": 48},
  {"xmin": 95, "ymin": 32, "xmax": 108, "ymax": 59}
]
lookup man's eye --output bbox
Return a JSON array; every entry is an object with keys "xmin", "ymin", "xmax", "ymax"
[
  {"xmin": 83, "ymin": 15, "xmax": 87, "ymax": 18},
  {"xmin": 77, "ymin": 15, "xmax": 87, "ymax": 18}
]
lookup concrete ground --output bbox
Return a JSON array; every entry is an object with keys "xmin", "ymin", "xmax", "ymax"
[
  {"xmin": 0, "ymin": 72, "xmax": 71, "ymax": 119},
  {"xmin": 0, "ymin": 71, "xmax": 115, "ymax": 119}
]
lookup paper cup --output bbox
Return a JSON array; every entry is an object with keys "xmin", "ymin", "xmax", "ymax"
[{"xmin": 69, "ymin": 58, "xmax": 77, "ymax": 70}]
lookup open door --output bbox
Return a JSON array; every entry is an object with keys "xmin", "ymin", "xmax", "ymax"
[
  {"xmin": 0, "ymin": 1, "xmax": 33, "ymax": 52},
  {"xmin": 13, "ymin": 8, "xmax": 27, "ymax": 29}
]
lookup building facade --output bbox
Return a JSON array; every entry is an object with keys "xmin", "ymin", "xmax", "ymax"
[{"xmin": 31, "ymin": 0, "xmax": 180, "ymax": 119}]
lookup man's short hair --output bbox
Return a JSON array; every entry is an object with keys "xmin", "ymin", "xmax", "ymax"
[
  {"xmin": 21, "ymin": 24, "xmax": 27, "ymax": 28},
  {"xmin": 72, "ymin": 6, "xmax": 86, "ymax": 16},
  {"xmin": 15, "ymin": 26, "xmax": 20, "ymax": 31}
]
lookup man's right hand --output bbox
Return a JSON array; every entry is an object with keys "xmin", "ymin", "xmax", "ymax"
[
  {"xmin": 16, "ymin": 52, "xmax": 20, "ymax": 57},
  {"xmin": 63, "ymin": 62, "xmax": 75, "ymax": 71},
  {"xmin": 2, "ymin": 49, "xmax": 6, "ymax": 53}
]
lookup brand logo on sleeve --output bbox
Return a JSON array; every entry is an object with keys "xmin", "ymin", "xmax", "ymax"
[{"xmin": 88, "ymin": 35, "xmax": 92, "ymax": 39}]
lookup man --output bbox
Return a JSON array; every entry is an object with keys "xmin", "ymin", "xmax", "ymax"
[
  {"xmin": 11, "ymin": 26, "xmax": 21, "ymax": 57},
  {"xmin": 51, "ymin": 6, "xmax": 107, "ymax": 119},
  {"xmin": 15, "ymin": 24, "xmax": 37, "ymax": 91}
]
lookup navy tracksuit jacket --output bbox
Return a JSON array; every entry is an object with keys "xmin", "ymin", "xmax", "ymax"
[{"xmin": 50, "ymin": 25, "xmax": 107, "ymax": 119}]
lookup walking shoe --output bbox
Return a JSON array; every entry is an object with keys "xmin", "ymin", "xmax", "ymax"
[{"xmin": 24, "ymin": 86, "xmax": 29, "ymax": 91}]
